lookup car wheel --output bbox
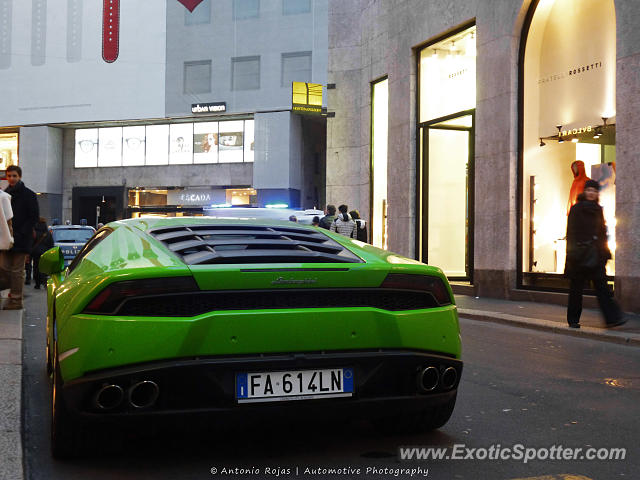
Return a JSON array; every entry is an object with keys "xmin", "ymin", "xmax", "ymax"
[
  {"xmin": 51, "ymin": 344, "xmax": 83, "ymax": 459},
  {"xmin": 374, "ymin": 393, "xmax": 457, "ymax": 434}
]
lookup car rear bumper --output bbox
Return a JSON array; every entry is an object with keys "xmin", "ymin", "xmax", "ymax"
[{"xmin": 62, "ymin": 350, "xmax": 462, "ymax": 421}]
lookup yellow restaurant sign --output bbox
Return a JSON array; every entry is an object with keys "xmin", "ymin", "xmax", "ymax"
[{"xmin": 292, "ymin": 82, "xmax": 323, "ymax": 115}]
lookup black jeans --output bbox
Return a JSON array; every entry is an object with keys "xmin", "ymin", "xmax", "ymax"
[{"xmin": 567, "ymin": 267, "xmax": 622, "ymax": 325}]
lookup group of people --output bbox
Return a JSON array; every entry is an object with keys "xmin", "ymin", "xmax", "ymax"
[
  {"xmin": 314, "ymin": 204, "xmax": 368, "ymax": 242},
  {"xmin": 0, "ymin": 165, "xmax": 44, "ymax": 310}
]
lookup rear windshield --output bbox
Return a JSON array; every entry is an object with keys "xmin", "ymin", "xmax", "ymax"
[{"xmin": 52, "ymin": 229, "xmax": 94, "ymax": 244}]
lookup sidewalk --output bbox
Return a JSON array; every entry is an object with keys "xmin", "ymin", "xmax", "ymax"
[
  {"xmin": 0, "ymin": 303, "xmax": 23, "ymax": 480},
  {"xmin": 456, "ymin": 294, "xmax": 640, "ymax": 346}
]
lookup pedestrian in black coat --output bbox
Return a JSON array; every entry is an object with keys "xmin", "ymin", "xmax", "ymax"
[{"xmin": 564, "ymin": 179, "xmax": 624, "ymax": 328}]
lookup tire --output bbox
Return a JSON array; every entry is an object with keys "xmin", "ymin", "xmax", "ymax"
[
  {"xmin": 374, "ymin": 393, "xmax": 457, "ymax": 434},
  {"xmin": 50, "ymin": 344, "xmax": 84, "ymax": 459}
]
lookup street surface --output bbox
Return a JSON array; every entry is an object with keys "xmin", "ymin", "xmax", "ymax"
[{"xmin": 22, "ymin": 288, "xmax": 639, "ymax": 479}]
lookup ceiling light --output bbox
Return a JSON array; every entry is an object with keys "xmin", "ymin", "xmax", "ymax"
[{"xmin": 539, "ymin": 138, "xmax": 546, "ymax": 147}]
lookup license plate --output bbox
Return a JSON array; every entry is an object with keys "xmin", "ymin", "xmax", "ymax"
[{"xmin": 236, "ymin": 367, "xmax": 354, "ymax": 403}]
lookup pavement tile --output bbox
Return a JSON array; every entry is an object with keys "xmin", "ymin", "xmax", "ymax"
[
  {"xmin": 0, "ymin": 339, "xmax": 22, "ymax": 365},
  {"xmin": 0, "ymin": 365, "xmax": 21, "ymax": 432},
  {"xmin": 0, "ymin": 309, "xmax": 23, "ymax": 339},
  {"xmin": 0, "ymin": 430, "xmax": 23, "ymax": 480}
]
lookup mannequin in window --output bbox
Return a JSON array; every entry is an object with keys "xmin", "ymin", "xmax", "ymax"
[{"xmin": 567, "ymin": 160, "xmax": 590, "ymax": 215}]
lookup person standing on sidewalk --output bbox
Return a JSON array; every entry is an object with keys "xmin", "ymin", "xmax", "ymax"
[
  {"xmin": 330, "ymin": 204, "xmax": 357, "ymax": 238},
  {"xmin": 318, "ymin": 204, "xmax": 336, "ymax": 230},
  {"xmin": 0, "ymin": 189, "xmax": 13, "ymax": 251},
  {"xmin": 349, "ymin": 209, "xmax": 368, "ymax": 242},
  {"xmin": 564, "ymin": 179, "xmax": 625, "ymax": 329},
  {"xmin": 0, "ymin": 165, "xmax": 39, "ymax": 309}
]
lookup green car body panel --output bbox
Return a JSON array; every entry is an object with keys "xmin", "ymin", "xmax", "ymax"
[{"xmin": 44, "ymin": 218, "xmax": 461, "ymax": 383}]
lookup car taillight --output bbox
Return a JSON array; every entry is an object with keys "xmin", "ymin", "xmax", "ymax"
[
  {"xmin": 83, "ymin": 277, "xmax": 199, "ymax": 314},
  {"xmin": 380, "ymin": 273, "xmax": 452, "ymax": 306}
]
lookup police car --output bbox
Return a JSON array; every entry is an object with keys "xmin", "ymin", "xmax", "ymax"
[{"xmin": 50, "ymin": 225, "xmax": 96, "ymax": 267}]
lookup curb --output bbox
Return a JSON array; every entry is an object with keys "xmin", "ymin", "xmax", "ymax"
[
  {"xmin": 458, "ymin": 308, "xmax": 640, "ymax": 347},
  {"xmin": 0, "ymin": 308, "xmax": 24, "ymax": 480}
]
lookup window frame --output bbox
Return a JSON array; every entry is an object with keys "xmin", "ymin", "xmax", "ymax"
[
  {"xmin": 183, "ymin": 60, "xmax": 212, "ymax": 95},
  {"xmin": 233, "ymin": 0, "xmax": 259, "ymax": 20},
  {"xmin": 282, "ymin": 0, "xmax": 311, "ymax": 15},
  {"xmin": 281, "ymin": 51, "xmax": 312, "ymax": 87},
  {"xmin": 231, "ymin": 56, "xmax": 261, "ymax": 91}
]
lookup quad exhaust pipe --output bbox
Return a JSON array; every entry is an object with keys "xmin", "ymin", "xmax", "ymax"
[
  {"xmin": 418, "ymin": 366, "xmax": 439, "ymax": 392},
  {"xmin": 416, "ymin": 366, "xmax": 458, "ymax": 393},
  {"xmin": 127, "ymin": 380, "xmax": 160, "ymax": 409},
  {"xmin": 441, "ymin": 366, "xmax": 458, "ymax": 390},
  {"xmin": 93, "ymin": 380, "xmax": 160, "ymax": 411},
  {"xmin": 93, "ymin": 384, "xmax": 125, "ymax": 410}
]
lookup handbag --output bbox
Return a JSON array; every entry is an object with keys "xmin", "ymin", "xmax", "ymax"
[{"xmin": 573, "ymin": 239, "xmax": 599, "ymax": 269}]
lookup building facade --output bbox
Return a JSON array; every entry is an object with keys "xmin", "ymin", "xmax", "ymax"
[
  {"xmin": 326, "ymin": 0, "xmax": 640, "ymax": 312},
  {"xmin": 0, "ymin": 0, "xmax": 328, "ymax": 224}
]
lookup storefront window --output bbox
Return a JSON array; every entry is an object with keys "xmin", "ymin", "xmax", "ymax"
[
  {"xmin": 371, "ymin": 77, "xmax": 388, "ymax": 249},
  {"xmin": 418, "ymin": 25, "xmax": 476, "ymax": 279},
  {"xmin": 127, "ymin": 186, "xmax": 257, "ymax": 218},
  {"xmin": 75, "ymin": 119, "xmax": 255, "ymax": 168},
  {"xmin": 521, "ymin": 0, "xmax": 616, "ymax": 288},
  {"xmin": 0, "ymin": 132, "xmax": 19, "ymax": 171}
]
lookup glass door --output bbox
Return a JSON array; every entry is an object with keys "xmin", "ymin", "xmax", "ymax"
[{"xmin": 421, "ymin": 112, "xmax": 474, "ymax": 280}]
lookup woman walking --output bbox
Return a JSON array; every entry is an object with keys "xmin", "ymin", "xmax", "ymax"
[{"xmin": 564, "ymin": 179, "xmax": 625, "ymax": 328}]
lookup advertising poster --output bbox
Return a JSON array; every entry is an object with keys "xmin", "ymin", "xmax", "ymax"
[
  {"xmin": 218, "ymin": 120, "xmax": 244, "ymax": 163},
  {"xmin": 145, "ymin": 124, "xmax": 169, "ymax": 165},
  {"xmin": 98, "ymin": 127, "xmax": 123, "ymax": 167},
  {"xmin": 193, "ymin": 122, "xmax": 218, "ymax": 164},
  {"xmin": 169, "ymin": 123, "xmax": 194, "ymax": 165},
  {"xmin": 244, "ymin": 120, "xmax": 255, "ymax": 163},
  {"xmin": 75, "ymin": 128, "xmax": 98, "ymax": 168},
  {"xmin": 122, "ymin": 126, "xmax": 146, "ymax": 166}
]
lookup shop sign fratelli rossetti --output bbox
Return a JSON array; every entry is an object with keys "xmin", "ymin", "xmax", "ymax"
[{"xmin": 537, "ymin": 0, "xmax": 616, "ymax": 136}]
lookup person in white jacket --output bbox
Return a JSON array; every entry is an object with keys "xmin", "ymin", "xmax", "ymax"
[
  {"xmin": 0, "ymin": 189, "xmax": 13, "ymax": 250},
  {"xmin": 330, "ymin": 204, "xmax": 357, "ymax": 238}
]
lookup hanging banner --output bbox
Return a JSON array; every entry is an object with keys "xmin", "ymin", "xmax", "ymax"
[{"xmin": 102, "ymin": 0, "xmax": 120, "ymax": 63}]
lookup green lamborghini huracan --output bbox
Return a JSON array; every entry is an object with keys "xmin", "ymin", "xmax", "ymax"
[{"xmin": 40, "ymin": 216, "xmax": 462, "ymax": 458}]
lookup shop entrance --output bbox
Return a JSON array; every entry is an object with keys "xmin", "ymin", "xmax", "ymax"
[
  {"xmin": 417, "ymin": 23, "xmax": 476, "ymax": 280},
  {"xmin": 72, "ymin": 186, "xmax": 124, "ymax": 227},
  {"xmin": 420, "ymin": 111, "xmax": 474, "ymax": 280}
]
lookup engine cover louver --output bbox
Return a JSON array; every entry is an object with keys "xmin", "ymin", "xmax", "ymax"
[{"xmin": 148, "ymin": 224, "xmax": 363, "ymax": 265}]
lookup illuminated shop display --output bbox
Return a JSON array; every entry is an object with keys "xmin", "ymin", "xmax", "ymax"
[
  {"xmin": 521, "ymin": 0, "xmax": 616, "ymax": 287},
  {"xmin": 75, "ymin": 119, "xmax": 255, "ymax": 168},
  {"xmin": 0, "ymin": 132, "xmax": 19, "ymax": 171},
  {"xmin": 371, "ymin": 77, "xmax": 388, "ymax": 249},
  {"xmin": 418, "ymin": 25, "xmax": 476, "ymax": 279}
]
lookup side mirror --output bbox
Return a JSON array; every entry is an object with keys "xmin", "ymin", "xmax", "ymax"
[{"xmin": 39, "ymin": 247, "xmax": 65, "ymax": 275}]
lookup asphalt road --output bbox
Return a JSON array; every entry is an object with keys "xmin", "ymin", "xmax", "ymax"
[{"xmin": 22, "ymin": 287, "xmax": 639, "ymax": 480}]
